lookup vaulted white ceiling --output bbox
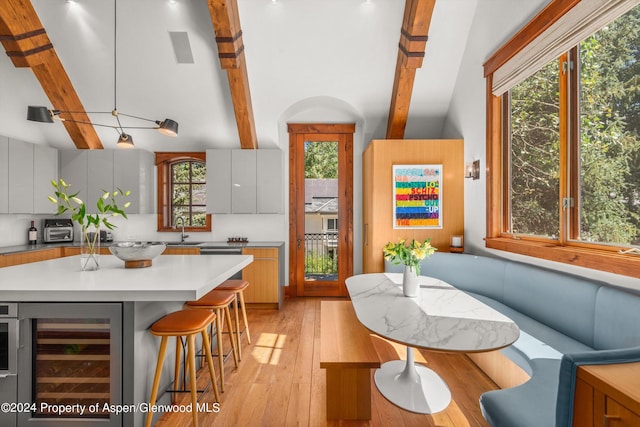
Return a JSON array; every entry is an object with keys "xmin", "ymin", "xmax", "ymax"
[{"xmin": 0, "ymin": 0, "xmax": 476, "ymax": 151}]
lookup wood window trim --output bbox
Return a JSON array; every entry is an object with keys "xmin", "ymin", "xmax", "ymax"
[
  {"xmin": 156, "ymin": 152, "xmax": 211, "ymax": 232},
  {"xmin": 484, "ymin": 1, "xmax": 640, "ymax": 278}
]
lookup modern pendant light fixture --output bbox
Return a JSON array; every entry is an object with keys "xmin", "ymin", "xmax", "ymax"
[{"xmin": 27, "ymin": 0, "xmax": 178, "ymax": 147}]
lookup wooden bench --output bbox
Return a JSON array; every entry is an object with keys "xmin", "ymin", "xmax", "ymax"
[{"xmin": 319, "ymin": 301, "xmax": 380, "ymax": 420}]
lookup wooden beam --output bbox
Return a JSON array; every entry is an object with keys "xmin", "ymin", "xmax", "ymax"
[
  {"xmin": 0, "ymin": 0, "xmax": 103, "ymax": 149},
  {"xmin": 386, "ymin": 0, "xmax": 436, "ymax": 139},
  {"xmin": 208, "ymin": 0, "xmax": 258, "ymax": 150}
]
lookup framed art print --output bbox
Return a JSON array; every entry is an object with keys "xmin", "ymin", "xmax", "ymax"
[{"xmin": 393, "ymin": 164, "xmax": 442, "ymax": 229}]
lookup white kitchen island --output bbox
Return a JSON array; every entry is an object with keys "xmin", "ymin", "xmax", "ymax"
[
  {"xmin": 0, "ymin": 254, "xmax": 252, "ymax": 302},
  {"xmin": 0, "ymin": 254, "xmax": 252, "ymax": 427}
]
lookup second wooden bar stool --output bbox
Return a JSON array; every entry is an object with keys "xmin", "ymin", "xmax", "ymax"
[
  {"xmin": 186, "ymin": 290, "xmax": 239, "ymax": 392},
  {"xmin": 146, "ymin": 309, "xmax": 219, "ymax": 427},
  {"xmin": 216, "ymin": 279, "xmax": 251, "ymax": 351}
]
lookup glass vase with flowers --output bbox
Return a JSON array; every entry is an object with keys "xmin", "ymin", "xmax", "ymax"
[
  {"xmin": 383, "ymin": 238, "xmax": 437, "ymax": 297},
  {"xmin": 48, "ymin": 179, "xmax": 130, "ymax": 271}
]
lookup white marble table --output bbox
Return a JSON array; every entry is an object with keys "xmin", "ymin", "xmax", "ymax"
[{"xmin": 345, "ymin": 273, "xmax": 520, "ymax": 414}]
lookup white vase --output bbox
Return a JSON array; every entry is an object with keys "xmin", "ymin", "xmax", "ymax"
[
  {"xmin": 402, "ymin": 265, "xmax": 419, "ymax": 297},
  {"xmin": 80, "ymin": 225, "xmax": 100, "ymax": 271}
]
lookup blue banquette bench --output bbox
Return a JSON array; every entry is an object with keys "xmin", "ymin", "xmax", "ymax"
[{"xmin": 385, "ymin": 252, "xmax": 640, "ymax": 427}]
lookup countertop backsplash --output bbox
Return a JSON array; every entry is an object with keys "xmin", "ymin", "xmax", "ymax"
[
  {"xmin": 0, "ymin": 214, "xmax": 52, "ymax": 247},
  {"xmin": 0, "ymin": 213, "xmax": 287, "ymax": 247}
]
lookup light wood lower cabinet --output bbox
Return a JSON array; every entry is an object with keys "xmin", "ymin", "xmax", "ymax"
[
  {"xmin": 1, "ymin": 248, "xmax": 62, "ymax": 267},
  {"xmin": 162, "ymin": 247, "xmax": 200, "ymax": 255},
  {"xmin": 63, "ymin": 246, "xmax": 200, "ymax": 256},
  {"xmin": 242, "ymin": 247, "xmax": 280, "ymax": 308},
  {"xmin": 573, "ymin": 362, "xmax": 640, "ymax": 427},
  {"xmin": 0, "ymin": 245, "xmax": 200, "ymax": 268},
  {"xmin": 62, "ymin": 247, "xmax": 113, "ymax": 256}
]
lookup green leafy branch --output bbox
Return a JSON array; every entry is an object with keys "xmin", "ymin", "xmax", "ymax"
[{"xmin": 48, "ymin": 178, "xmax": 131, "ymax": 230}]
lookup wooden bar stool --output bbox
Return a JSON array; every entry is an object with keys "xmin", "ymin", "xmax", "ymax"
[
  {"xmin": 146, "ymin": 309, "xmax": 219, "ymax": 427},
  {"xmin": 216, "ymin": 279, "xmax": 251, "ymax": 350},
  {"xmin": 186, "ymin": 290, "xmax": 239, "ymax": 392}
]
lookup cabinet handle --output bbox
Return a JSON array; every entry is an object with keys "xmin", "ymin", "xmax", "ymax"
[
  {"xmin": 297, "ymin": 237, "xmax": 301, "ymax": 249},
  {"xmin": 604, "ymin": 415, "xmax": 620, "ymax": 427}
]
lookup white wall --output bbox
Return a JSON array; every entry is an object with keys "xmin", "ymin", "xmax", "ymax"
[
  {"xmin": 443, "ymin": 0, "xmax": 640, "ymax": 290},
  {"xmin": 0, "ymin": 214, "xmax": 51, "ymax": 247}
]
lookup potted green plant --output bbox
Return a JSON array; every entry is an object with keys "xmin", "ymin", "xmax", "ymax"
[
  {"xmin": 48, "ymin": 178, "xmax": 130, "ymax": 271},
  {"xmin": 383, "ymin": 238, "xmax": 437, "ymax": 297}
]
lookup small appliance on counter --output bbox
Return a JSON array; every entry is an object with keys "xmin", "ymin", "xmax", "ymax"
[
  {"xmin": 43, "ymin": 219, "xmax": 73, "ymax": 243},
  {"xmin": 100, "ymin": 230, "xmax": 114, "ymax": 243}
]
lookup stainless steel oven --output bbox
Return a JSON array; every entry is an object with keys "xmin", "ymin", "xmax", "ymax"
[{"xmin": 0, "ymin": 303, "xmax": 19, "ymax": 426}]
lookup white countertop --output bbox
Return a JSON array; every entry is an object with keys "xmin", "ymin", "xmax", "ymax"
[
  {"xmin": 346, "ymin": 273, "xmax": 520, "ymax": 352},
  {"xmin": 0, "ymin": 254, "xmax": 253, "ymax": 302}
]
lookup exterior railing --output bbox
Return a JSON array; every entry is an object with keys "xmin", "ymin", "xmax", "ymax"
[{"xmin": 304, "ymin": 232, "xmax": 338, "ymax": 278}]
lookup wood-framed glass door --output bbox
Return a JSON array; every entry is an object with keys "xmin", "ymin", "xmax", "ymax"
[{"xmin": 288, "ymin": 123, "xmax": 354, "ymax": 297}]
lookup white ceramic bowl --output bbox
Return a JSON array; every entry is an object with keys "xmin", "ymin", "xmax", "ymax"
[{"xmin": 109, "ymin": 242, "xmax": 166, "ymax": 263}]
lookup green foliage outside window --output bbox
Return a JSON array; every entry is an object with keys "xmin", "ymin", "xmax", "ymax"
[
  {"xmin": 305, "ymin": 250, "xmax": 337, "ymax": 274},
  {"xmin": 508, "ymin": 6, "xmax": 640, "ymax": 246},
  {"xmin": 304, "ymin": 141, "xmax": 338, "ymax": 179},
  {"xmin": 510, "ymin": 61, "xmax": 560, "ymax": 238},
  {"xmin": 171, "ymin": 161, "xmax": 206, "ymax": 227},
  {"xmin": 578, "ymin": 9, "xmax": 640, "ymax": 245}
]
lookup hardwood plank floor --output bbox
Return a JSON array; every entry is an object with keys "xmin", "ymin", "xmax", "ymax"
[{"xmin": 155, "ymin": 298, "xmax": 497, "ymax": 426}]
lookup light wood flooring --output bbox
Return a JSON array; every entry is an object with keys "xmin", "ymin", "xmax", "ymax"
[{"xmin": 155, "ymin": 297, "xmax": 497, "ymax": 426}]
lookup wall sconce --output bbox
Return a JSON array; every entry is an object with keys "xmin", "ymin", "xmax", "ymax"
[{"xmin": 465, "ymin": 159, "xmax": 480, "ymax": 180}]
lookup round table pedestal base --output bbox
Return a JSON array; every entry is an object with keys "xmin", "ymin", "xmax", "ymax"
[{"xmin": 374, "ymin": 359, "xmax": 451, "ymax": 414}]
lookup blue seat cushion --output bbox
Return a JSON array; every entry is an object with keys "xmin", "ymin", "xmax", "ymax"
[
  {"xmin": 594, "ymin": 286, "xmax": 640, "ymax": 350},
  {"xmin": 469, "ymin": 292, "xmax": 594, "ymax": 374},
  {"xmin": 386, "ymin": 253, "xmax": 508, "ymax": 302},
  {"xmin": 502, "ymin": 262, "xmax": 599, "ymax": 348},
  {"xmin": 481, "ymin": 358, "xmax": 560, "ymax": 427}
]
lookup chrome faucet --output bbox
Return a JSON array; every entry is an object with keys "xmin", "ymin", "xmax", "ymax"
[{"xmin": 174, "ymin": 217, "xmax": 189, "ymax": 244}]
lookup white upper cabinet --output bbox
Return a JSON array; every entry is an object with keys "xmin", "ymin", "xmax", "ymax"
[
  {"xmin": 59, "ymin": 150, "xmax": 88, "ymax": 204},
  {"xmin": 87, "ymin": 151, "xmax": 114, "ymax": 214},
  {"xmin": 1, "ymin": 139, "xmax": 59, "ymax": 214},
  {"xmin": 231, "ymin": 150, "xmax": 257, "ymax": 214},
  {"xmin": 8, "ymin": 139, "xmax": 34, "ymax": 214},
  {"xmin": 206, "ymin": 149, "xmax": 283, "ymax": 214},
  {"xmin": 206, "ymin": 149, "xmax": 232, "ymax": 214},
  {"xmin": 0, "ymin": 136, "xmax": 8, "ymax": 213},
  {"xmin": 60, "ymin": 149, "xmax": 155, "ymax": 215},
  {"xmin": 257, "ymin": 149, "xmax": 283, "ymax": 214},
  {"xmin": 33, "ymin": 145, "xmax": 58, "ymax": 214},
  {"xmin": 114, "ymin": 150, "xmax": 155, "ymax": 214}
]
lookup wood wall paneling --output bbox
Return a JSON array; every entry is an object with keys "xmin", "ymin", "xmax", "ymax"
[{"xmin": 363, "ymin": 139, "xmax": 464, "ymax": 273}]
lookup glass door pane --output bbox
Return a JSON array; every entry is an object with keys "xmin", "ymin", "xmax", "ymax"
[{"xmin": 304, "ymin": 140, "xmax": 339, "ymax": 283}]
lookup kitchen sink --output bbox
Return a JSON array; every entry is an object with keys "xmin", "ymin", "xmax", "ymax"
[{"xmin": 165, "ymin": 241, "xmax": 203, "ymax": 246}]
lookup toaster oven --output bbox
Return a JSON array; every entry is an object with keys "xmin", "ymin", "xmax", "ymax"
[{"xmin": 43, "ymin": 219, "xmax": 74, "ymax": 243}]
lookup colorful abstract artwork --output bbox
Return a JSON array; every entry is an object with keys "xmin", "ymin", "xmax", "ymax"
[{"xmin": 392, "ymin": 164, "xmax": 442, "ymax": 229}]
